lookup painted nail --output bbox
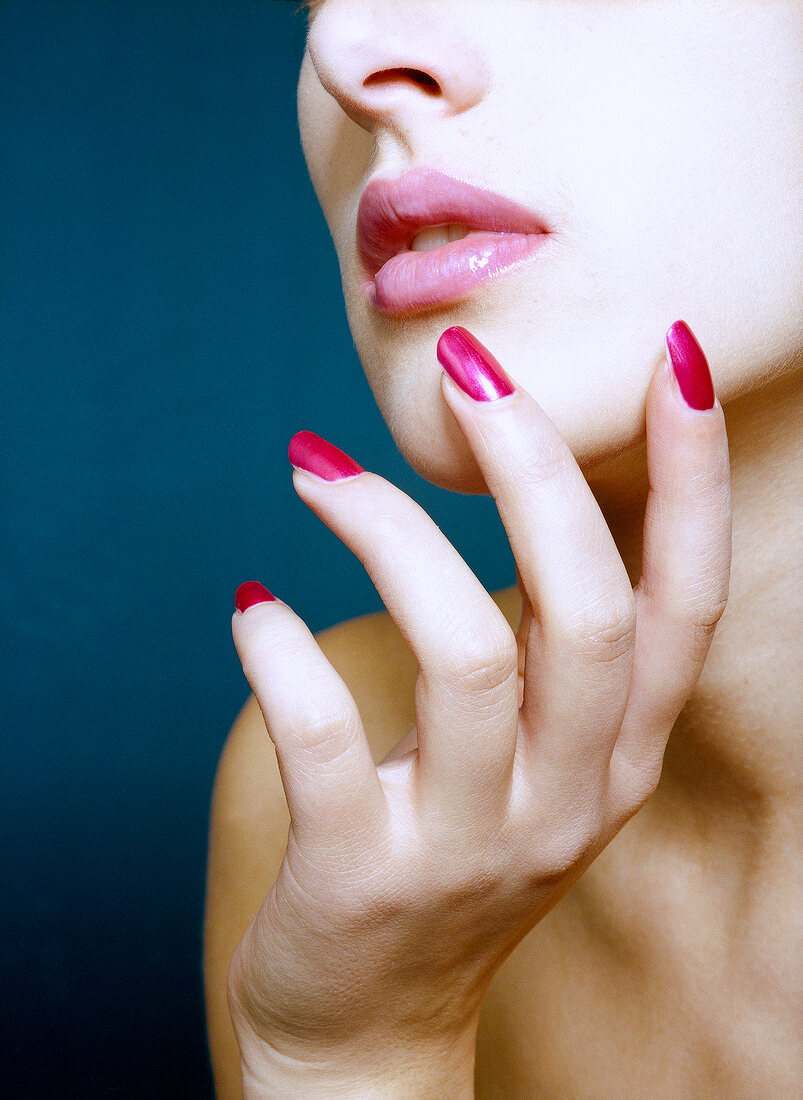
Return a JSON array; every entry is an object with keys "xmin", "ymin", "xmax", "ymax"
[
  {"xmin": 288, "ymin": 430, "xmax": 364, "ymax": 481},
  {"xmin": 436, "ymin": 326, "xmax": 515, "ymax": 401},
  {"xmin": 666, "ymin": 320, "xmax": 715, "ymax": 411},
  {"xmin": 235, "ymin": 581, "xmax": 275, "ymax": 612}
]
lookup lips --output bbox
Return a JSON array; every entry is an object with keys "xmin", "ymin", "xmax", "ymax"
[{"xmin": 356, "ymin": 167, "xmax": 552, "ymax": 314}]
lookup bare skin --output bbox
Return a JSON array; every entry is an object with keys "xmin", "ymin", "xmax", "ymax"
[
  {"xmin": 205, "ymin": 1, "xmax": 802, "ymax": 1095},
  {"xmin": 205, "ymin": 366, "xmax": 802, "ymax": 1098}
]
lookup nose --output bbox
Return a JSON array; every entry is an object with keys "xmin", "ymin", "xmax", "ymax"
[{"xmin": 305, "ymin": 0, "xmax": 491, "ymax": 132}]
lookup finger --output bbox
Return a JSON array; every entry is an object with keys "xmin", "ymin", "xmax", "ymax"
[
  {"xmin": 288, "ymin": 432, "xmax": 519, "ymax": 817},
  {"xmin": 232, "ymin": 583, "xmax": 387, "ymax": 848},
  {"xmin": 437, "ymin": 328, "xmax": 635, "ymax": 791},
  {"xmin": 610, "ymin": 323, "xmax": 732, "ymax": 806}
]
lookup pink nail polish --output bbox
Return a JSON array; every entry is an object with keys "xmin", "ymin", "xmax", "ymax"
[
  {"xmin": 436, "ymin": 326, "xmax": 515, "ymax": 401},
  {"xmin": 288, "ymin": 431, "xmax": 365, "ymax": 481},
  {"xmin": 666, "ymin": 320, "xmax": 715, "ymax": 411},
  {"xmin": 235, "ymin": 581, "xmax": 275, "ymax": 612}
]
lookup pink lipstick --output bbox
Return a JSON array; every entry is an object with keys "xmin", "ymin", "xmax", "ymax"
[{"xmin": 357, "ymin": 167, "xmax": 552, "ymax": 315}]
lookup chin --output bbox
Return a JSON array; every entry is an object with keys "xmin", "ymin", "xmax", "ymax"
[
  {"xmin": 376, "ymin": 369, "xmax": 646, "ymax": 498},
  {"xmin": 371, "ymin": 366, "xmax": 495, "ymax": 494},
  {"xmin": 347, "ymin": 292, "xmax": 658, "ymax": 497},
  {"xmin": 399, "ymin": 432, "xmax": 492, "ymax": 495}
]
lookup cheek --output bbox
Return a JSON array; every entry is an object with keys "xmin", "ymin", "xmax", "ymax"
[
  {"xmin": 555, "ymin": 7, "xmax": 803, "ymax": 403},
  {"xmin": 298, "ymin": 52, "xmax": 372, "ymax": 237}
]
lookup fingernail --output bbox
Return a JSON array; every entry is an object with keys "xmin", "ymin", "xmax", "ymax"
[
  {"xmin": 666, "ymin": 320, "xmax": 715, "ymax": 410},
  {"xmin": 288, "ymin": 431, "xmax": 364, "ymax": 481},
  {"xmin": 436, "ymin": 326, "xmax": 515, "ymax": 402},
  {"xmin": 235, "ymin": 581, "xmax": 275, "ymax": 612}
]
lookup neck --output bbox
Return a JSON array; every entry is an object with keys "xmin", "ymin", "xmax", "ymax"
[{"xmin": 585, "ymin": 367, "xmax": 802, "ymax": 857}]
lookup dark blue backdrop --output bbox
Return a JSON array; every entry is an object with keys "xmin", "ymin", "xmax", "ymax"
[{"xmin": 1, "ymin": 2, "xmax": 513, "ymax": 1094}]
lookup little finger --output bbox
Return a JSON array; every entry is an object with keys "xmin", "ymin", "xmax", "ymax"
[
  {"xmin": 232, "ymin": 583, "xmax": 387, "ymax": 848},
  {"xmin": 611, "ymin": 322, "xmax": 732, "ymax": 805}
]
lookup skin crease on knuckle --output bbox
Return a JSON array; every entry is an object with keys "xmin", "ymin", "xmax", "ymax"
[
  {"xmin": 427, "ymin": 620, "xmax": 519, "ymax": 692},
  {"xmin": 553, "ymin": 583, "xmax": 637, "ymax": 666},
  {"xmin": 204, "ymin": 1, "xmax": 803, "ymax": 1097}
]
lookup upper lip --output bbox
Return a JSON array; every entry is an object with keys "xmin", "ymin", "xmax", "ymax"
[{"xmin": 356, "ymin": 167, "xmax": 550, "ymax": 277}]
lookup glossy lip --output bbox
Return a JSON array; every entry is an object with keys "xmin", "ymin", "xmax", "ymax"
[{"xmin": 356, "ymin": 167, "xmax": 552, "ymax": 315}]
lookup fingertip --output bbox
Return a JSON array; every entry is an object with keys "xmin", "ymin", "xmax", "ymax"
[
  {"xmin": 437, "ymin": 325, "xmax": 516, "ymax": 402},
  {"xmin": 288, "ymin": 430, "xmax": 365, "ymax": 481},
  {"xmin": 664, "ymin": 320, "xmax": 717, "ymax": 413},
  {"xmin": 234, "ymin": 581, "xmax": 276, "ymax": 614}
]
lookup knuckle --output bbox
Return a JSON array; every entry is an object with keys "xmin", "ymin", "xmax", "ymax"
[
  {"xmin": 527, "ymin": 805, "xmax": 604, "ymax": 885},
  {"xmin": 563, "ymin": 592, "xmax": 637, "ymax": 665},
  {"xmin": 332, "ymin": 871, "xmax": 404, "ymax": 932},
  {"xmin": 674, "ymin": 580, "xmax": 730, "ymax": 651},
  {"xmin": 419, "ymin": 858, "xmax": 503, "ymax": 912},
  {"xmin": 632, "ymin": 759, "xmax": 663, "ymax": 804},
  {"xmin": 286, "ymin": 693, "xmax": 360, "ymax": 761},
  {"xmin": 407, "ymin": 845, "xmax": 511, "ymax": 926},
  {"xmin": 561, "ymin": 807, "xmax": 604, "ymax": 865},
  {"xmin": 436, "ymin": 622, "xmax": 519, "ymax": 692},
  {"xmin": 614, "ymin": 755, "xmax": 664, "ymax": 816},
  {"xmin": 684, "ymin": 611, "xmax": 724, "ymax": 652},
  {"xmin": 688, "ymin": 587, "xmax": 730, "ymax": 635}
]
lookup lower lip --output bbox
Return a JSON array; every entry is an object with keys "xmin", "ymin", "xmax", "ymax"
[{"xmin": 362, "ymin": 231, "xmax": 550, "ymax": 315}]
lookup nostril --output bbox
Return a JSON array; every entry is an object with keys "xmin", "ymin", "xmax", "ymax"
[{"xmin": 363, "ymin": 68, "xmax": 441, "ymax": 96}]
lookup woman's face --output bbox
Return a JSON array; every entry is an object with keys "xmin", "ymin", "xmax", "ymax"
[{"xmin": 297, "ymin": 0, "xmax": 802, "ymax": 492}]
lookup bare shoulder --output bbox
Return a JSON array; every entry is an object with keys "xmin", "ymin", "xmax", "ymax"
[{"xmin": 203, "ymin": 607, "xmax": 418, "ymax": 1099}]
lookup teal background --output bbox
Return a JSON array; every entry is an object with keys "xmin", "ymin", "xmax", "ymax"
[{"xmin": 1, "ymin": 1, "xmax": 513, "ymax": 1094}]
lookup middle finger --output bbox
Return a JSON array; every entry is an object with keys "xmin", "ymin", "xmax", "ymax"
[{"xmin": 438, "ymin": 327, "xmax": 636, "ymax": 790}]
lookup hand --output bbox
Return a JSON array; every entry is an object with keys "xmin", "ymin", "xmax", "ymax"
[{"xmin": 228, "ymin": 323, "xmax": 732, "ymax": 1098}]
